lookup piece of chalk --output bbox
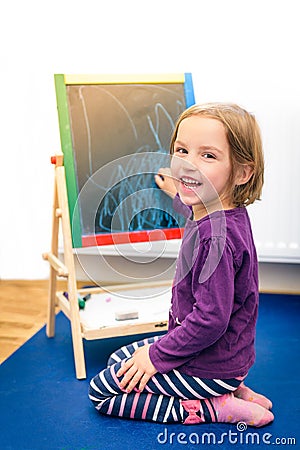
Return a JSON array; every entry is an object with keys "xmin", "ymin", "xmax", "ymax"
[
  {"xmin": 115, "ymin": 310, "xmax": 139, "ymax": 321},
  {"xmin": 63, "ymin": 291, "xmax": 86, "ymax": 309},
  {"xmin": 77, "ymin": 295, "xmax": 86, "ymax": 309}
]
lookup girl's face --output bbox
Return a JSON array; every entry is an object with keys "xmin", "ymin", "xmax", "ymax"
[{"xmin": 171, "ymin": 115, "xmax": 233, "ymax": 219}]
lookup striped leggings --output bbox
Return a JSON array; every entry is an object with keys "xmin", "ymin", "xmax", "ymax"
[{"xmin": 89, "ymin": 336, "xmax": 244, "ymax": 424}]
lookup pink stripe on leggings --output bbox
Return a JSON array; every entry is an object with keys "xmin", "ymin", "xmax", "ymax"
[
  {"xmin": 142, "ymin": 393, "xmax": 152, "ymax": 420},
  {"xmin": 130, "ymin": 393, "xmax": 141, "ymax": 419},
  {"xmin": 107, "ymin": 396, "xmax": 116, "ymax": 415}
]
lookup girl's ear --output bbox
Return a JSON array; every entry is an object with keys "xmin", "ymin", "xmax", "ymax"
[{"xmin": 235, "ymin": 164, "xmax": 254, "ymax": 186}]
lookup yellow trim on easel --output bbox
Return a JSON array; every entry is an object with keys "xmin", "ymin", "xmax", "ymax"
[{"xmin": 64, "ymin": 73, "xmax": 185, "ymax": 85}]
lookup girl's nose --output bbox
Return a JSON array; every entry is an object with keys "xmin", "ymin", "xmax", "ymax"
[{"xmin": 182, "ymin": 154, "xmax": 199, "ymax": 172}]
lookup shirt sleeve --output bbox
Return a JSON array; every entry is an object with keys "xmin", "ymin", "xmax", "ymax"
[{"xmin": 149, "ymin": 237, "xmax": 236, "ymax": 373}]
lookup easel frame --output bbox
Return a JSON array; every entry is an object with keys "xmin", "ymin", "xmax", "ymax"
[{"xmin": 43, "ymin": 154, "xmax": 170, "ymax": 379}]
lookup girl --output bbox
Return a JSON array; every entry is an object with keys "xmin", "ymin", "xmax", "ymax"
[{"xmin": 89, "ymin": 103, "xmax": 274, "ymax": 427}]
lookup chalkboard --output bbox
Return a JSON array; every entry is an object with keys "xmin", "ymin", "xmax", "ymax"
[{"xmin": 54, "ymin": 74, "xmax": 195, "ymax": 248}]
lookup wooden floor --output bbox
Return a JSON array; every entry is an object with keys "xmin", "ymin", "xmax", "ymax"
[{"xmin": 0, "ymin": 280, "xmax": 68, "ymax": 363}]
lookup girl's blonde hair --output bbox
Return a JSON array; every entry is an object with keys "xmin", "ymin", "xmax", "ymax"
[{"xmin": 170, "ymin": 103, "xmax": 264, "ymax": 207}]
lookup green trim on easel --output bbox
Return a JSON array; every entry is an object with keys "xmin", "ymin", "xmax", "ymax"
[{"xmin": 54, "ymin": 75, "xmax": 82, "ymax": 248}]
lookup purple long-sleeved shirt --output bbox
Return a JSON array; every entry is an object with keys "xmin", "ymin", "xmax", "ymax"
[{"xmin": 149, "ymin": 199, "xmax": 258, "ymax": 379}]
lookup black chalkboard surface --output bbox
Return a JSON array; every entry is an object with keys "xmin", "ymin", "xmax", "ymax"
[{"xmin": 54, "ymin": 74, "xmax": 195, "ymax": 247}]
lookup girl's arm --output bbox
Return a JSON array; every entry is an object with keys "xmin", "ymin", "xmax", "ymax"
[{"xmin": 149, "ymin": 238, "xmax": 236, "ymax": 373}]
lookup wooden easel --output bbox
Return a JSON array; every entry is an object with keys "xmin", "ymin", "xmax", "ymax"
[{"xmin": 43, "ymin": 154, "xmax": 170, "ymax": 379}]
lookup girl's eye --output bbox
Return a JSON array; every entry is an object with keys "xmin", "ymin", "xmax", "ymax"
[
  {"xmin": 203, "ymin": 153, "xmax": 216, "ymax": 159},
  {"xmin": 174, "ymin": 147, "xmax": 188, "ymax": 154}
]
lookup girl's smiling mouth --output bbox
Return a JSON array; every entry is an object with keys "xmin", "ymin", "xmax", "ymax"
[{"xmin": 180, "ymin": 176, "xmax": 202, "ymax": 189}]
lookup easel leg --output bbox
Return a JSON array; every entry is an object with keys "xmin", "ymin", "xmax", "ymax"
[
  {"xmin": 46, "ymin": 267, "xmax": 57, "ymax": 337},
  {"xmin": 46, "ymin": 177, "xmax": 59, "ymax": 338},
  {"xmin": 56, "ymin": 165, "xmax": 86, "ymax": 379},
  {"xmin": 67, "ymin": 276, "xmax": 87, "ymax": 379},
  {"xmin": 44, "ymin": 158, "xmax": 87, "ymax": 379}
]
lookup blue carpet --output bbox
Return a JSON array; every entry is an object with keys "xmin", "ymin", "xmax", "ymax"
[{"xmin": 1, "ymin": 293, "xmax": 299, "ymax": 450}]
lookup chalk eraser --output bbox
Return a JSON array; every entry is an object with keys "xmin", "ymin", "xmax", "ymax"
[{"xmin": 115, "ymin": 310, "xmax": 139, "ymax": 321}]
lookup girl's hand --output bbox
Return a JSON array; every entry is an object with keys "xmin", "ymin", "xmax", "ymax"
[
  {"xmin": 117, "ymin": 344, "xmax": 157, "ymax": 393},
  {"xmin": 155, "ymin": 167, "xmax": 177, "ymax": 199}
]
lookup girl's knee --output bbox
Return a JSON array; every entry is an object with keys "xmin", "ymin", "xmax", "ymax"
[
  {"xmin": 89, "ymin": 377, "xmax": 101, "ymax": 400},
  {"xmin": 89, "ymin": 362, "xmax": 123, "ymax": 402},
  {"xmin": 89, "ymin": 372, "xmax": 111, "ymax": 402}
]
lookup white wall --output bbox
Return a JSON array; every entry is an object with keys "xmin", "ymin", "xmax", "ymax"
[{"xmin": 1, "ymin": 0, "xmax": 300, "ymax": 279}]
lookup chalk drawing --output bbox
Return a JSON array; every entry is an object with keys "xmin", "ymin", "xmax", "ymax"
[{"xmin": 74, "ymin": 85, "xmax": 185, "ymax": 235}]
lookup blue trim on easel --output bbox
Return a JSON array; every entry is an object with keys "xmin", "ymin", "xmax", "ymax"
[{"xmin": 184, "ymin": 73, "xmax": 196, "ymax": 107}]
